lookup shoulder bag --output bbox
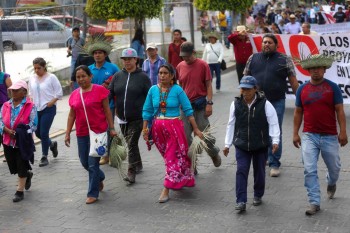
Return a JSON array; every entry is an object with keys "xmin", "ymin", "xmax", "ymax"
[
  {"xmin": 210, "ymin": 44, "xmax": 227, "ymax": 71},
  {"xmin": 80, "ymin": 88, "xmax": 108, "ymax": 157}
]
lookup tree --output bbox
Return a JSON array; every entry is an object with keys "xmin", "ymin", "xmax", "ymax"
[
  {"xmin": 86, "ymin": 0, "xmax": 163, "ymax": 29},
  {"xmin": 194, "ymin": 0, "xmax": 254, "ymax": 12}
]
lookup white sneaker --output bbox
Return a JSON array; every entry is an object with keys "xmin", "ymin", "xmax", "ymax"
[{"xmin": 270, "ymin": 168, "xmax": 280, "ymax": 177}]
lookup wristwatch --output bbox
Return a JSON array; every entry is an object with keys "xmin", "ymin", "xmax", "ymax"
[{"xmin": 207, "ymin": 100, "xmax": 213, "ymax": 105}]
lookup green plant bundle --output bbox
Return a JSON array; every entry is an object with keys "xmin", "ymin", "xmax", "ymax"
[{"xmin": 109, "ymin": 134, "xmax": 128, "ymax": 181}]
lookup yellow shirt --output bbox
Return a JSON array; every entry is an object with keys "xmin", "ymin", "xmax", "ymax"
[{"xmin": 218, "ymin": 12, "xmax": 227, "ymax": 27}]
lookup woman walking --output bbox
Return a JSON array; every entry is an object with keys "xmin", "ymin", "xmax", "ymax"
[
  {"xmin": 142, "ymin": 64, "xmax": 202, "ymax": 203},
  {"xmin": 202, "ymin": 31, "xmax": 224, "ymax": 92},
  {"xmin": 29, "ymin": 57, "xmax": 63, "ymax": 167},
  {"xmin": 65, "ymin": 65, "xmax": 117, "ymax": 204},
  {"xmin": 0, "ymin": 80, "xmax": 37, "ymax": 202},
  {"xmin": 131, "ymin": 28, "xmax": 145, "ymax": 68}
]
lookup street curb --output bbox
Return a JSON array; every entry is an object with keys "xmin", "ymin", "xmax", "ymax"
[{"xmin": 0, "ymin": 129, "xmax": 74, "ymax": 157}]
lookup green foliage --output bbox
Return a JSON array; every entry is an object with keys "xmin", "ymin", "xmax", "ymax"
[
  {"xmin": 86, "ymin": 0, "xmax": 164, "ymax": 20},
  {"xmin": 194, "ymin": 0, "xmax": 254, "ymax": 12}
]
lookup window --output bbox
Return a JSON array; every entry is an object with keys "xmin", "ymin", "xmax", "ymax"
[
  {"xmin": 0, "ymin": 19, "xmax": 34, "ymax": 32},
  {"xmin": 36, "ymin": 19, "xmax": 60, "ymax": 31}
]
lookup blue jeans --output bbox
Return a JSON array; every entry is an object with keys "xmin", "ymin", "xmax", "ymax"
[
  {"xmin": 301, "ymin": 133, "xmax": 340, "ymax": 206},
  {"xmin": 77, "ymin": 136, "xmax": 105, "ymax": 198},
  {"xmin": 235, "ymin": 147, "xmax": 268, "ymax": 203},
  {"xmin": 35, "ymin": 105, "xmax": 56, "ymax": 156},
  {"xmin": 209, "ymin": 63, "xmax": 221, "ymax": 90},
  {"xmin": 268, "ymin": 99, "xmax": 285, "ymax": 168}
]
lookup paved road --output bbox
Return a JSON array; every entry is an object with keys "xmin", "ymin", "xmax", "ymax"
[{"xmin": 1, "ymin": 70, "xmax": 350, "ymax": 233}]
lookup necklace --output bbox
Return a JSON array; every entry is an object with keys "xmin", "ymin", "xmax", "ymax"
[{"xmin": 159, "ymin": 86, "xmax": 170, "ymax": 115}]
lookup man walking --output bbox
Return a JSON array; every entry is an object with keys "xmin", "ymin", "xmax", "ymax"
[
  {"xmin": 142, "ymin": 42, "xmax": 167, "ymax": 85},
  {"xmin": 168, "ymin": 29, "xmax": 183, "ymax": 68},
  {"xmin": 293, "ymin": 54, "xmax": 347, "ymax": 215},
  {"xmin": 228, "ymin": 25, "xmax": 253, "ymax": 83},
  {"xmin": 244, "ymin": 33, "xmax": 299, "ymax": 177},
  {"xmin": 176, "ymin": 42, "xmax": 221, "ymax": 172}
]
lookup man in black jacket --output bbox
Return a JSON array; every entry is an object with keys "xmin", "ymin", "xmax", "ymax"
[{"xmin": 109, "ymin": 48, "xmax": 151, "ymax": 184}]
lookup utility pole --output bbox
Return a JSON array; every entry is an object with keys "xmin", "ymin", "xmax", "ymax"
[{"xmin": 189, "ymin": 0, "xmax": 195, "ymax": 47}]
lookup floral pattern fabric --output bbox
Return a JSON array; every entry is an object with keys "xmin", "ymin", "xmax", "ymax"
[{"xmin": 152, "ymin": 118, "xmax": 195, "ymax": 189}]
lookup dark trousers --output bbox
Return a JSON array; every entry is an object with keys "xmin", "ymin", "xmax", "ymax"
[
  {"xmin": 209, "ymin": 63, "xmax": 221, "ymax": 90},
  {"xmin": 119, "ymin": 119, "xmax": 143, "ymax": 169},
  {"xmin": 235, "ymin": 146, "xmax": 268, "ymax": 203},
  {"xmin": 236, "ymin": 63, "xmax": 246, "ymax": 84}
]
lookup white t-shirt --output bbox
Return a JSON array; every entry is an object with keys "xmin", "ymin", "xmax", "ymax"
[{"xmin": 29, "ymin": 73, "xmax": 63, "ymax": 111}]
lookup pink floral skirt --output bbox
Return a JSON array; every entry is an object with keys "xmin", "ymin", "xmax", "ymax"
[{"xmin": 152, "ymin": 118, "xmax": 195, "ymax": 189}]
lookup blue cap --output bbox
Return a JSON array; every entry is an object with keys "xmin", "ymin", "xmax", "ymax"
[
  {"xmin": 238, "ymin": 76, "xmax": 257, "ymax": 89},
  {"xmin": 121, "ymin": 48, "xmax": 138, "ymax": 58}
]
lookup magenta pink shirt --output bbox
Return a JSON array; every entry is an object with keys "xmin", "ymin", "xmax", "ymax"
[{"xmin": 69, "ymin": 84, "xmax": 109, "ymax": 137}]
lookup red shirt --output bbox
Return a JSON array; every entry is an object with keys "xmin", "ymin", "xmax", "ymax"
[
  {"xmin": 176, "ymin": 59, "xmax": 212, "ymax": 102},
  {"xmin": 168, "ymin": 42, "xmax": 183, "ymax": 68},
  {"xmin": 227, "ymin": 33, "xmax": 253, "ymax": 64},
  {"xmin": 69, "ymin": 85, "xmax": 109, "ymax": 137}
]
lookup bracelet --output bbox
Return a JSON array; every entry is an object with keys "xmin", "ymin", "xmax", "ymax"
[
  {"xmin": 109, "ymin": 127, "xmax": 115, "ymax": 131},
  {"xmin": 142, "ymin": 128, "xmax": 149, "ymax": 134}
]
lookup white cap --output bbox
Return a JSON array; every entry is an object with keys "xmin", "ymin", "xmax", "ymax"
[{"xmin": 146, "ymin": 42, "xmax": 157, "ymax": 50}]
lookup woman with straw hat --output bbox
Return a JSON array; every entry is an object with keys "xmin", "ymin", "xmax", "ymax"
[{"xmin": 202, "ymin": 31, "xmax": 224, "ymax": 93}]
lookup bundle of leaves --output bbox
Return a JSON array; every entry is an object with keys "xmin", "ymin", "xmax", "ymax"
[{"xmin": 109, "ymin": 134, "xmax": 128, "ymax": 179}]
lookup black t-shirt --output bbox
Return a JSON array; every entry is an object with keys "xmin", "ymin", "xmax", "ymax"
[{"xmin": 333, "ymin": 12, "xmax": 347, "ymax": 23}]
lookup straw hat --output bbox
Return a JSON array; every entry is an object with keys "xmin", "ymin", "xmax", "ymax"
[
  {"xmin": 205, "ymin": 31, "xmax": 221, "ymax": 40},
  {"xmin": 85, "ymin": 37, "xmax": 113, "ymax": 56},
  {"xmin": 298, "ymin": 54, "xmax": 334, "ymax": 70}
]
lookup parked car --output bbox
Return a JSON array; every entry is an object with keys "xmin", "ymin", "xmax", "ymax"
[
  {"xmin": 51, "ymin": 15, "xmax": 107, "ymax": 37},
  {"xmin": 0, "ymin": 15, "xmax": 71, "ymax": 51}
]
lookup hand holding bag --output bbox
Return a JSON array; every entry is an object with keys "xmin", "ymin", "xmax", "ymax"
[
  {"xmin": 80, "ymin": 88, "xmax": 108, "ymax": 157},
  {"xmin": 210, "ymin": 44, "xmax": 227, "ymax": 71}
]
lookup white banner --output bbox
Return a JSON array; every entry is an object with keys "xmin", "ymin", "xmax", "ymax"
[
  {"xmin": 249, "ymin": 34, "xmax": 350, "ymax": 103},
  {"xmin": 311, "ymin": 22, "xmax": 350, "ymax": 34}
]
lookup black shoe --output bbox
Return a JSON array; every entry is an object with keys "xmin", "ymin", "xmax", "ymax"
[
  {"xmin": 135, "ymin": 163, "xmax": 143, "ymax": 174},
  {"xmin": 211, "ymin": 154, "xmax": 222, "ymax": 167},
  {"xmin": 50, "ymin": 141, "xmax": 58, "ymax": 158},
  {"xmin": 123, "ymin": 168, "xmax": 136, "ymax": 184},
  {"xmin": 39, "ymin": 157, "xmax": 49, "ymax": 167},
  {"xmin": 13, "ymin": 191, "xmax": 24, "ymax": 202},
  {"xmin": 235, "ymin": 202, "xmax": 246, "ymax": 212},
  {"xmin": 327, "ymin": 184, "xmax": 336, "ymax": 199},
  {"xmin": 25, "ymin": 171, "xmax": 33, "ymax": 190},
  {"xmin": 305, "ymin": 204, "xmax": 320, "ymax": 216},
  {"xmin": 253, "ymin": 197, "xmax": 262, "ymax": 206}
]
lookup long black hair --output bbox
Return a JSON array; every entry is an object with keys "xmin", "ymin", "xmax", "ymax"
[{"xmin": 132, "ymin": 28, "xmax": 145, "ymax": 45}]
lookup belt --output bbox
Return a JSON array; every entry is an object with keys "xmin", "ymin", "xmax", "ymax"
[{"xmin": 156, "ymin": 116, "xmax": 180, "ymax": 120}]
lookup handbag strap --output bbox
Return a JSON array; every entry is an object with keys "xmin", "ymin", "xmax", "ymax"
[
  {"xmin": 210, "ymin": 44, "xmax": 220, "ymax": 58},
  {"xmin": 79, "ymin": 88, "xmax": 91, "ymax": 132}
]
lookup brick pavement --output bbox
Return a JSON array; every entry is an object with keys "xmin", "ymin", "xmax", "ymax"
[{"xmin": 1, "ymin": 69, "xmax": 350, "ymax": 233}]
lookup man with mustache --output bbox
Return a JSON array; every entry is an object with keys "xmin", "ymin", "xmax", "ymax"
[{"xmin": 243, "ymin": 33, "xmax": 299, "ymax": 177}]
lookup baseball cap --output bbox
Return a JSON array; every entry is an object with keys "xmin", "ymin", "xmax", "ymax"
[
  {"xmin": 238, "ymin": 76, "xmax": 257, "ymax": 89},
  {"xmin": 8, "ymin": 80, "xmax": 28, "ymax": 90},
  {"xmin": 180, "ymin": 42, "xmax": 195, "ymax": 57},
  {"xmin": 146, "ymin": 42, "xmax": 157, "ymax": 50},
  {"xmin": 120, "ymin": 48, "xmax": 138, "ymax": 58},
  {"xmin": 72, "ymin": 26, "xmax": 80, "ymax": 32}
]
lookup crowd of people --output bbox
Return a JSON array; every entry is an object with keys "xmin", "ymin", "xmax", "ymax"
[{"xmin": 0, "ymin": 1, "xmax": 348, "ymax": 217}]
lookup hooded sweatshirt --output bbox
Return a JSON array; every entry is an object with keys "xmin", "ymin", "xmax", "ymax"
[{"xmin": 109, "ymin": 68, "xmax": 151, "ymax": 122}]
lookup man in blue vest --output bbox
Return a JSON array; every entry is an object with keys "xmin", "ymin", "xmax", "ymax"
[{"xmin": 243, "ymin": 33, "xmax": 299, "ymax": 177}]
